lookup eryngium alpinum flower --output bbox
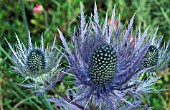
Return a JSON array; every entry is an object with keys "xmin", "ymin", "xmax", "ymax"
[
  {"xmin": 6, "ymin": 33, "xmax": 64, "ymax": 95},
  {"xmin": 56, "ymin": 3, "xmax": 170, "ymax": 110}
]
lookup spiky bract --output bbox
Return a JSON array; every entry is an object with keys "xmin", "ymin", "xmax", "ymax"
[
  {"xmin": 6, "ymin": 33, "xmax": 64, "ymax": 95},
  {"xmin": 55, "ymin": 3, "xmax": 170, "ymax": 110}
]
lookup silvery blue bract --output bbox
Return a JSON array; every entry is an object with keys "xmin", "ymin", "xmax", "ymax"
[
  {"xmin": 6, "ymin": 33, "xmax": 64, "ymax": 95},
  {"xmin": 54, "ymin": 3, "xmax": 170, "ymax": 110}
]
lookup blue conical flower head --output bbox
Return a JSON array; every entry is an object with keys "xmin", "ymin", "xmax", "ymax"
[
  {"xmin": 89, "ymin": 44, "xmax": 117, "ymax": 85},
  {"xmin": 144, "ymin": 45, "xmax": 159, "ymax": 68},
  {"xmin": 27, "ymin": 49, "xmax": 46, "ymax": 73}
]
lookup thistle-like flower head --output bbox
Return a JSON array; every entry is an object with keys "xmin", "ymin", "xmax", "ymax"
[
  {"xmin": 6, "ymin": 33, "xmax": 64, "ymax": 95},
  {"xmin": 57, "ymin": 3, "xmax": 170, "ymax": 109},
  {"xmin": 144, "ymin": 29, "xmax": 170, "ymax": 71}
]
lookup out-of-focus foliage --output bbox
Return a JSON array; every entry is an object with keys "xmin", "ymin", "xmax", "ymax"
[{"xmin": 0, "ymin": 0, "xmax": 169, "ymax": 110}]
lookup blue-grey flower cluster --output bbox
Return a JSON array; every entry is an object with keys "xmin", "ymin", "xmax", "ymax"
[
  {"xmin": 6, "ymin": 33, "xmax": 64, "ymax": 95},
  {"xmin": 55, "ymin": 3, "xmax": 170, "ymax": 110},
  {"xmin": 7, "ymin": 3, "xmax": 170, "ymax": 110}
]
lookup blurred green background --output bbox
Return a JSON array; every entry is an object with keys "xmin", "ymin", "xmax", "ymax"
[{"xmin": 0, "ymin": 0, "xmax": 170, "ymax": 110}]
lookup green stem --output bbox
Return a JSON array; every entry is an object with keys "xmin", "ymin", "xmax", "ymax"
[
  {"xmin": 12, "ymin": 96, "xmax": 36, "ymax": 109},
  {"xmin": 43, "ymin": 10, "xmax": 48, "ymax": 28},
  {"xmin": 0, "ymin": 45, "xmax": 13, "ymax": 64},
  {"xmin": 89, "ymin": 102, "xmax": 96, "ymax": 110},
  {"xmin": 38, "ymin": 95, "xmax": 53, "ymax": 110},
  {"xmin": 20, "ymin": 0, "xmax": 29, "ymax": 41}
]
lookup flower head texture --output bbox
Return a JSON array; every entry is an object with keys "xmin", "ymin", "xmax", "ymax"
[
  {"xmin": 55, "ymin": 3, "xmax": 170, "ymax": 110},
  {"xmin": 6, "ymin": 33, "xmax": 64, "ymax": 95}
]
